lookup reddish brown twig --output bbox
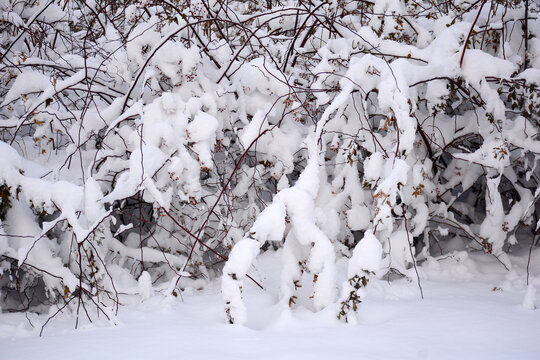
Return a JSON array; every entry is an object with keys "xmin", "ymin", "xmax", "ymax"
[{"xmin": 460, "ymin": 0, "xmax": 488, "ymax": 68}]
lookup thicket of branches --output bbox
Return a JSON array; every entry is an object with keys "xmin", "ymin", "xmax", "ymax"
[{"xmin": 0, "ymin": 0, "xmax": 538, "ymax": 328}]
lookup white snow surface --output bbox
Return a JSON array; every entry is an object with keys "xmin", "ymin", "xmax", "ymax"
[{"xmin": 2, "ymin": 249, "xmax": 540, "ymax": 360}]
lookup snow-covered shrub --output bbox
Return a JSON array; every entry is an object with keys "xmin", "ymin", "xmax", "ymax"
[
  {"xmin": 218, "ymin": 0, "xmax": 540, "ymax": 323},
  {"xmin": 0, "ymin": 0, "xmax": 538, "ymax": 329}
]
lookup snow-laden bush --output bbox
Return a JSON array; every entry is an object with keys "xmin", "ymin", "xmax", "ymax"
[{"xmin": 0, "ymin": 0, "xmax": 538, "ymax": 328}]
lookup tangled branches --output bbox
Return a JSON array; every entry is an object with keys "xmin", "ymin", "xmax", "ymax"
[{"xmin": 0, "ymin": 0, "xmax": 538, "ymax": 329}]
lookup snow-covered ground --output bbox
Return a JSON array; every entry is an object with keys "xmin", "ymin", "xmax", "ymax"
[{"xmin": 2, "ymin": 248, "xmax": 539, "ymax": 360}]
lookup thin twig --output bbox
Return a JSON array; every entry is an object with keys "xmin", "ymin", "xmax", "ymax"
[{"xmin": 460, "ymin": 0, "xmax": 488, "ymax": 68}]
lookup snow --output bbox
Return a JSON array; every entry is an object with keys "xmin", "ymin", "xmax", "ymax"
[
  {"xmin": 522, "ymin": 284, "xmax": 536, "ymax": 311},
  {"xmin": 138, "ymin": 271, "xmax": 154, "ymax": 301},
  {"xmin": 223, "ymin": 239, "xmax": 260, "ymax": 277},
  {"xmin": 239, "ymin": 109, "xmax": 269, "ymax": 149},
  {"xmin": 1, "ymin": 71, "xmax": 50, "ymax": 106},
  {"xmin": 222, "ymin": 238, "xmax": 261, "ymax": 324},
  {"xmin": 84, "ymin": 177, "xmax": 106, "ymax": 224},
  {"xmin": 2, "ymin": 250, "xmax": 540, "ymax": 360},
  {"xmin": 348, "ymin": 232, "xmax": 383, "ymax": 277},
  {"xmin": 388, "ymin": 228, "xmax": 414, "ymax": 273}
]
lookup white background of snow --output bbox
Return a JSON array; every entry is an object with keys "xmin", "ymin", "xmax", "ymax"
[{"xmin": 2, "ymin": 248, "xmax": 540, "ymax": 360}]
